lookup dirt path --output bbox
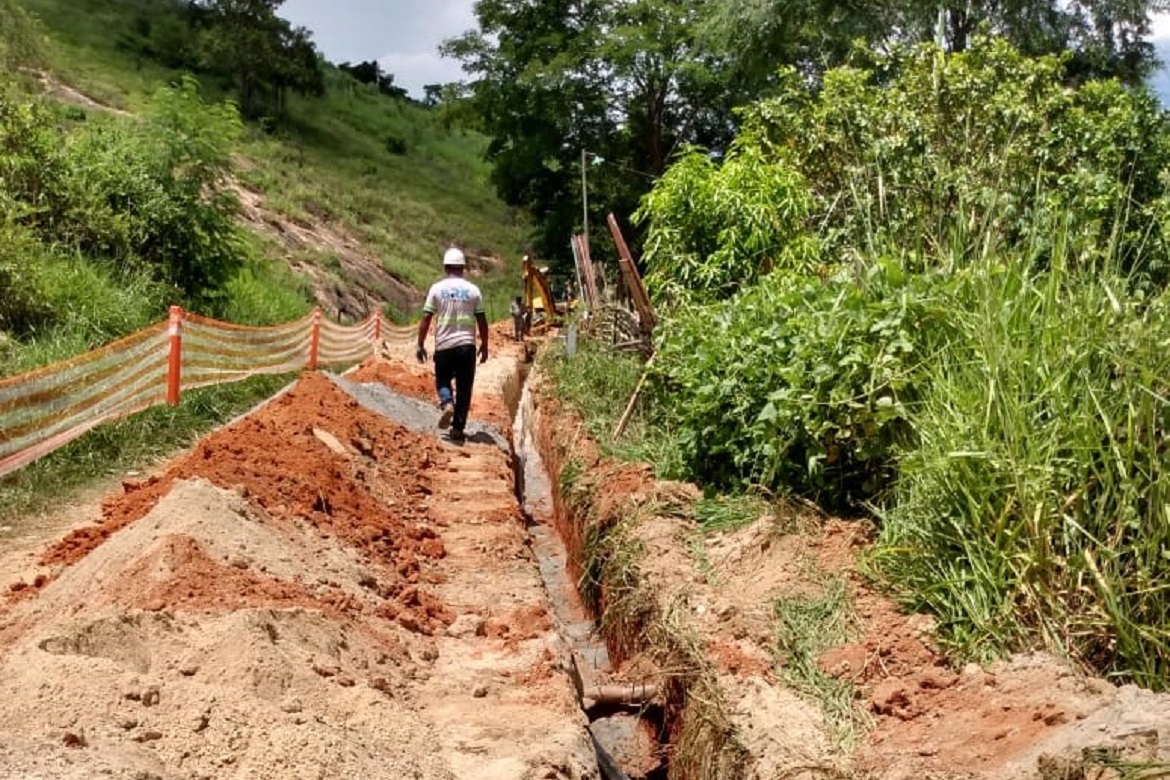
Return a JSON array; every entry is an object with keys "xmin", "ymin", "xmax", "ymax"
[
  {"xmin": 0, "ymin": 330, "xmax": 597, "ymax": 779},
  {"xmin": 8, "ymin": 319, "xmax": 1165, "ymax": 780}
]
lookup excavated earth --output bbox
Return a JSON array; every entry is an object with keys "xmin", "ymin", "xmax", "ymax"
[
  {"xmin": 3, "ymin": 321, "xmax": 1170, "ymax": 780},
  {"xmin": 0, "ymin": 327, "xmax": 596, "ymax": 780},
  {"xmin": 527, "ymin": 371, "xmax": 1170, "ymax": 780}
]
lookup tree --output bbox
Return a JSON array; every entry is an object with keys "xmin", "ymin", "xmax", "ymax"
[
  {"xmin": 699, "ymin": 0, "xmax": 1170, "ymax": 94},
  {"xmin": 422, "ymin": 83, "xmax": 443, "ymax": 107},
  {"xmin": 195, "ymin": 0, "xmax": 324, "ymax": 118},
  {"xmin": 442, "ymin": 0, "xmax": 616, "ymax": 260},
  {"xmin": 339, "ymin": 60, "xmax": 409, "ymax": 99},
  {"xmin": 443, "ymin": 0, "xmax": 730, "ymax": 263}
]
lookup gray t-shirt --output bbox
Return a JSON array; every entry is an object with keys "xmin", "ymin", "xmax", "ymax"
[{"xmin": 423, "ymin": 276, "xmax": 484, "ymax": 352}]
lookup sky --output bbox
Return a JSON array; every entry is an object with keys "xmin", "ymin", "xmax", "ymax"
[
  {"xmin": 280, "ymin": 1, "xmax": 1170, "ymax": 103},
  {"xmin": 278, "ymin": 0, "xmax": 476, "ymax": 99}
]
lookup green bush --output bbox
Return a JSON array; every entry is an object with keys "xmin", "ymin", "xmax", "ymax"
[
  {"xmin": 0, "ymin": 76, "xmax": 244, "ymax": 301},
  {"xmin": 874, "ymin": 263, "xmax": 1170, "ymax": 686},
  {"xmin": 745, "ymin": 37, "xmax": 1170, "ymax": 282},
  {"xmin": 634, "ymin": 132, "xmax": 819, "ymax": 304},
  {"xmin": 0, "ymin": 224, "xmax": 54, "ymax": 335},
  {"xmin": 652, "ymin": 261, "xmax": 955, "ymax": 508}
]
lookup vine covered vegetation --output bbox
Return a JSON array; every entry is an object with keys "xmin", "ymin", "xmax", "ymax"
[{"xmin": 634, "ymin": 38, "xmax": 1170, "ymax": 687}]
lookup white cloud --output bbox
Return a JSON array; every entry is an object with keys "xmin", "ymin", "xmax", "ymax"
[
  {"xmin": 1151, "ymin": 11, "xmax": 1170, "ymax": 40},
  {"xmin": 377, "ymin": 51, "xmax": 467, "ymax": 96},
  {"xmin": 279, "ymin": 0, "xmax": 476, "ymax": 98}
]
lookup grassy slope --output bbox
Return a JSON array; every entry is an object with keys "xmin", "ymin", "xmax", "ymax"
[
  {"xmin": 1, "ymin": 0, "xmax": 526, "ymax": 518},
  {"xmin": 18, "ymin": 0, "xmax": 528, "ymax": 317}
]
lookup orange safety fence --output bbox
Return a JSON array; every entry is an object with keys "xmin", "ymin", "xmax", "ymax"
[{"xmin": 0, "ymin": 306, "xmax": 384, "ymax": 480}]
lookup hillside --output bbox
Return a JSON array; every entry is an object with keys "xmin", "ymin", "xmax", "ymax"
[
  {"xmin": 0, "ymin": 0, "xmax": 528, "ymax": 517},
  {"xmin": 15, "ymin": 0, "xmax": 528, "ymax": 320}
]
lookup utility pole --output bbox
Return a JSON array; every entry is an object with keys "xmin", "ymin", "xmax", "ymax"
[{"xmin": 581, "ymin": 148, "xmax": 590, "ymax": 255}]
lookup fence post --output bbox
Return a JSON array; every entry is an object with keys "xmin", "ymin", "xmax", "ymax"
[
  {"xmin": 308, "ymin": 307, "xmax": 322, "ymax": 370},
  {"xmin": 372, "ymin": 309, "xmax": 382, "ymax": 345},
  {"xmin": 166, "ymin": 305, "xmax": 184, "ymax": 407}
]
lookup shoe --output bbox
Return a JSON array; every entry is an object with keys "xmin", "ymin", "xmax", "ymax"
[
  {"xmin": 448, "ymin": 427, "xmax": 465, "ymax": 443},
  {"xmin": 438, "ymin": 401, "xmax": 454, "ymax": 429}
]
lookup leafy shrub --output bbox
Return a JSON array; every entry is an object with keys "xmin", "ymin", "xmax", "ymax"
[
  {"xmin": 0, "ymin": 85, "xmax": 69, "ymax": 223},
  {"xmin": 652, "ymin": 262, "xmax": 955, "ymax": 508},
  {"xmin": 0, "ymin": 225, "xmax": 53, "ymax": 335},
  {"xmin": 875, "ymin": 264, "xmax": 1170, "ymax": 686},
  {"xmin": 1, "ymin": 76, "xmax": 245, "ymax": 300},
  {"xmin": 745, "ymin": 37, "xmax": 1170, "ymax": 281},
  {"xmin": 634, "ymin": 132, "xmax": 818, "ymax": 303}
]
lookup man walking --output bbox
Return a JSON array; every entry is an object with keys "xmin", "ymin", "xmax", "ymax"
[
  {"xmin": 416, "ymin": 247, "xmax": 489, "ymax": 442},
  {"xmin": 510, "ymin": 295, "xmax": 525, "ymax": 341}
]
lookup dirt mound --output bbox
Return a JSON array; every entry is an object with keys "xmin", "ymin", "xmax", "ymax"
[
  {"xmin": 0, "ymin": 353, "xmax": 599, "ymax": 779},
  {"xmin": 36, "ymin": 372, "xmax": 452, "ymax": 635},
  {"xmin": 0, "ymin": 478, "xmax": 446, "ymax": 779}
]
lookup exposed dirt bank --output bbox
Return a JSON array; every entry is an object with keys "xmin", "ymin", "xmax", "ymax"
[{"xmin": 528, "ymin": 365, "xmax": 1170, "ymax": 780}]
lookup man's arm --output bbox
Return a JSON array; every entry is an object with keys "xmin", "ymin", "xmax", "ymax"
[
  {"xmin": 476, "ymin": 312, "xmax": 489, "ymax": 363},
  {"xmin": 416, "ymin": 312, "xmax": 433, "ymax": 362}
]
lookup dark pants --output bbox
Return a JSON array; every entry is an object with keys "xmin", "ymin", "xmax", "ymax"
[{"xmin": 434, "ymin": 344, "xmax": 477, "ymax": 431}]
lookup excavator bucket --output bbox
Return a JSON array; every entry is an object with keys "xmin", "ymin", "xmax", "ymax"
[{"xmin": 522, "ymin": 255, "xmax": 561, "ymax": 332}]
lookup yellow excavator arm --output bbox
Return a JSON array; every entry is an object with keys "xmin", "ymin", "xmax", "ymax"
[{"xmin": 522, "ymin": 255, "xmax": 561, "ymax": 329}]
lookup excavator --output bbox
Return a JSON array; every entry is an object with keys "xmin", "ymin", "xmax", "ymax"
[{"xmin": 521, "ymin": 254, "xmax": 563, "ymax": 333}]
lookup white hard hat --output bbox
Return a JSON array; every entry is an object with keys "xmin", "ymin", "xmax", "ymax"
[{"xmin": 443, "ymin": 247, "xmax": 466, "ymax": 267}]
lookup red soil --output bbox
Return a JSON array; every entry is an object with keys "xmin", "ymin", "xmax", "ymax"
[{"xmin": 37, "ymin": 372, "xmax": 454, "ymax": 634}]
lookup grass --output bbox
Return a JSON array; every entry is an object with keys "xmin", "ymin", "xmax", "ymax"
[
  {"xmin": 543, "ymin": 330, "xmax": 682, "ymax": 471},
  {"xmin": 567, "ymin": 467, "xmax": 752, "ymax": 779},
  {"xmin": 1, "ymin": 0, "xmax": 528, "ymax": 514},
  {"xmin": 874, "ymin": 259, "xmax": 1170, "ymax": 688},
  {"xmin": 692, "ymin": 493, "xmax": 772, "ymax": 533},
  {"xmin": 17, "ymin": 0, "xmax": 531, "ymax": 319},
  {"xmin": 773, "ymin": 577, "xmax": 870, "ymax": 750},
  {"xmin": 0, "ymin": 372, "xmax": 295, "ymax": 520}
]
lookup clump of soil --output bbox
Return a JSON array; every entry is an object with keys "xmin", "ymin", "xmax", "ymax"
[
  {"xmin": 38, "ymin": 372, "xmax": 452, "ymax": 634},
  {"xmin": 0, "ymin": 478, "xmax": 452, "ymax": 779}
]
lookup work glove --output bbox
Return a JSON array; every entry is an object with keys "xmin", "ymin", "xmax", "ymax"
[
  {"xmin": 415, "ymin": 346, "xmax": 428, "ymax": 363},
  {"xmin": 478, "ymin": 344, "xmax": 489, "ymax": 364}
]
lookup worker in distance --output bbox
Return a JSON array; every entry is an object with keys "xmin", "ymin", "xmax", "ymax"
[{"xmin": 416, "ymin": 246, "xmax": 489, "ymax": 442}]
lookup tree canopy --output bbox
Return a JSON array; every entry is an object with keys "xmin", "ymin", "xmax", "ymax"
[
  {"xmin": 444, "ymin": 0, "xmax": 1170, "ymax": 265},
  {"xmin": 194, "ymin": 0, "xmax": 324, "ymax": 117}
]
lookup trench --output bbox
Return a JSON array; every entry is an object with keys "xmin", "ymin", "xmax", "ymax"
[
  {"xmin": 509, "ymin": 371, "xmax": 668, "ymax": 780},
  {"xmin": 333, "ymin": 354, "xmax": 670, "ymax": 778}
]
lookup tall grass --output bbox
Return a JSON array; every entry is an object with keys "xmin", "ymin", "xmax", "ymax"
[
  {"xmin": 15, "ymin": 0, "xmax": 530, "ymax": 321},
  {"xmin": 543, "ymin": 333, "xmax": 682, "ymax": 472},
  {"xmin": 874, "ymin": 259, "xmax": 1170, "ymax": 687}
]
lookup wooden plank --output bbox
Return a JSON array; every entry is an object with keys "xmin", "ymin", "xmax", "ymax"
[
  {"xmin": 605, "ymin": 214, "xmax": 656, "ymax": 331},
  {"xmin": 612, "ymin": 353, "xmax": 655, "ymax": 439}
]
